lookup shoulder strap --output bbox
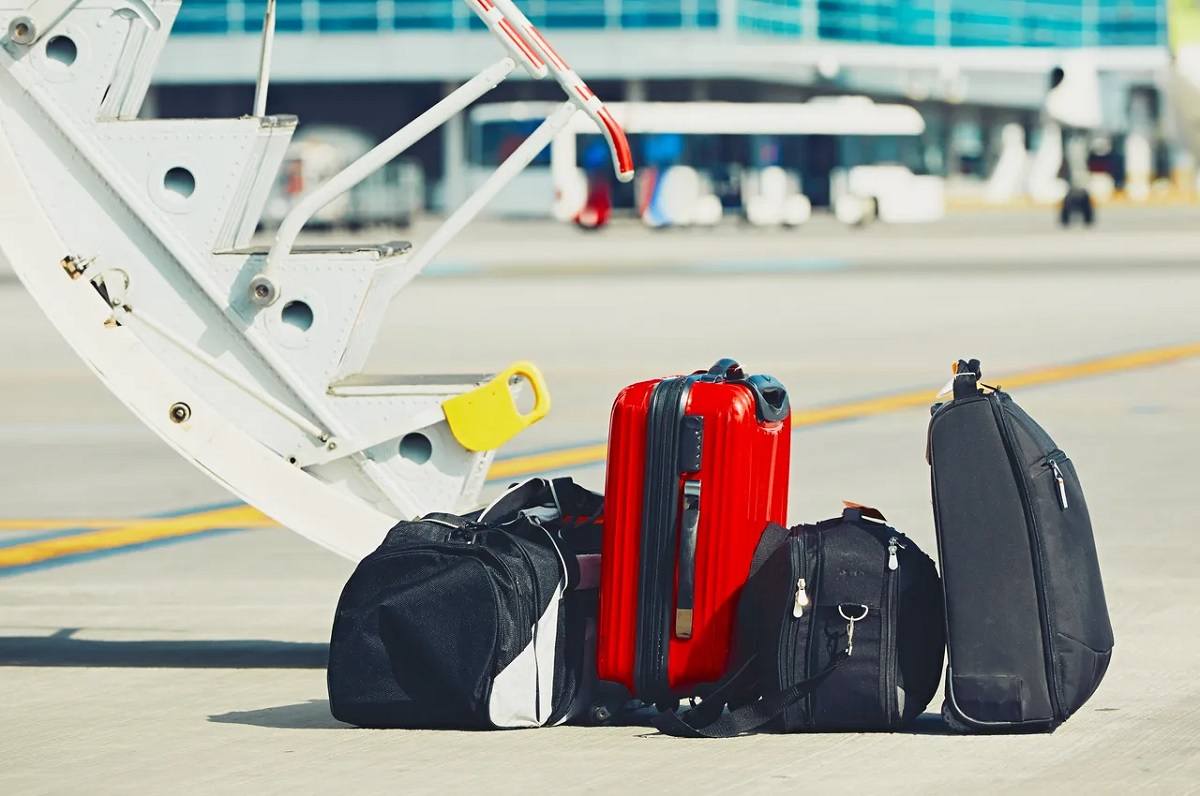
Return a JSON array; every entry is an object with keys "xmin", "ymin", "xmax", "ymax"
[
  {"xmin": 547, "ymin": 477, "xmax": 604, "ymax": 523},
  {"xmin": 655, "ymin": 660, "xmax": 841, "ymax": 738},
  {"xmin": 477, "ymin": 478, "xmax": 551, "ymax": 524},
  {"xmin": 653, "ymin": 522, "xmax": 796, "ymax": 737},
  {"xmin": 477, "ymin": 477, "xmax": 603, "ymax": 526}
]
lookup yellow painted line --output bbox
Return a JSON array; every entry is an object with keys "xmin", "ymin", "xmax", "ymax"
[
  {"xmin": 2, "ymin": 341, "xmax": 1196, "ymax": 568},
  {"xmin": 0, "ymin": 519, "xmax": 137, "ymax": 532},
  {"xmin": 486, "ymin": 341, "xmax": 1200, "ymax": 480},
  {"xmin": 487, "ymin": 442, "xmax": 609, "ymax": 481},
  {"xmin": 0, "ymin": 505, "xmax": 275, "ymax": 569}
]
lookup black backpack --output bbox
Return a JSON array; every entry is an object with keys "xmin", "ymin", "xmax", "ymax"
[
  {"xmin": 656, "ymin": 507, "xmax": 944, "ymax": 737},
  {"xmin": 929, "ymin": 359, "xmax": 1113, "ymax": 732},
  {"xmin": 328, "ymin": 478, "xmax": 619, "ymax": 729}
]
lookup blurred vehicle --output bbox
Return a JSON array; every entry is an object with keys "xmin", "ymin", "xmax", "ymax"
[
  {"xmin": 260, "ymin": 125, "xmax": 424, "ymax": 230},
  {"xmin": 467, "ymin": 98, "xmax": 937, "ymax": 227},
  {"xmin": 1169, "ymin": 0, "xmax": 1200, "ymax": 189},
  {"xmin": 740, "ymin": 166, "xmax": 812, "ymax": 227},
  {"xmin": 832, "ymin": 165, "xmax": 945, "ymax": 225},
  {"xmin": 638, "ymin": 165, "xmax": 723, "ymax": 228}
]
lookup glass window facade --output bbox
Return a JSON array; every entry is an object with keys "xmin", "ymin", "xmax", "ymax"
[{"xmin": 174, "ymin": 0, "xmax": 1165, "ymax": 46}]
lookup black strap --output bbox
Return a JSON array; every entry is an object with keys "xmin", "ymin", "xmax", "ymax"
[
  {"xmin": 478, "ymin": 478, "xmax": 551, "ymax": 524},
  {"xmin": 546, "ymin": 477, "xmax": 604, "ymax": 523},
  {"xmin": 654, "ymin": 522, "xmax": 845, "ymax": 738},
  {"xmin": 477, "ymin": 477, "xmax": 602, "ymax": 526},
  {"xmin": 749, "ymin": 522, "xmax": 792, "ymax": 578},
  {"xmin": 653, "ymin": 523, "xmax": 794, "ymax": 730},
  {"xmin": 655, "ymin": 659, "xmax": 841, "ymax": 738}
]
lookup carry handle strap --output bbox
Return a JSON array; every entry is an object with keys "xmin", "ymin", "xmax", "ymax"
[
  {"xmin": 478, "ymin": 477, "xmax": 551, "ymax": 523},
  {"xmin": 478, "ymin": 476, "xmax": 602, "ymax": 525},
  {"xmin": 675, "ymin": 480, "xmax": 701, "ymax": 639},
  {"xmin": 655, "ymin": 658, "xmax": 842, "ymax": 738},
  {"xmin": 951, "ymin": 358, "xmax": 982, "ymax": 400},
  {"xmin": 706, "ymin": 358, "xmax": 745, "ymax": 381}
]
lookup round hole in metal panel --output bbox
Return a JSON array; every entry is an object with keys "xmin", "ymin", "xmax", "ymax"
[
  {"xmin": 399, "ymin": 432, "xmax": 432, "ymax": 465},
  {"xmin": 163, "ymin": 166, "xmax": 196, "ymax": 200},
  {"xmin": 46, "ymin": 35, "xmax": 77, "ymax": 66},
  {"xmin": 281, "ymin": 300, "xmax": 313, "ymax": 332}
]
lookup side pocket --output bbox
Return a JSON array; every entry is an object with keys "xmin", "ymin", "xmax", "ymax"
[
  {"xmin": 1055, "ymin": 631, "xmax": 1113, "ymax": 720},
  {"xmin": 949, "ymin": 673, "xmax": 1028, "ymax": 724},
  {"xmin": 489, "ymin": 581, "xmax": 564, "ymax": 728}
]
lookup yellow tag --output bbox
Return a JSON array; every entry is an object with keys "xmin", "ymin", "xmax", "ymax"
[{"xmin": 442, "ymin": 361, "xmax": 551, "ymax": 452}]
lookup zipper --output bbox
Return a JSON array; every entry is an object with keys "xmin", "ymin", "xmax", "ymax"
[
  {"xmin": 886, "ymin": 536, "xmax": 903, "ymax": 571},
  {"xmin": 1044, "ymin": 453, "xmax": 1069, "ymax": 509},
  {"xmin": 634, "ymin": 375, "xmax": 694, "ymax": 700},
  {"xmin": 781, "ymin": 531, "xmax": 809, "ymax": 729},
  {"xmin": 883, "ymin": 535, "xmax": 902, "ymax": 724},
  {"xmin": 792, "ymin": 530, "xmax": 810, "ymax": 619},
  {"xmin": 990, "ymin": 393, "xmax": 1064, "ymax": 721},
  {"xmin": 803, "ymin": 528, "xmax": 823, "ymax": 729},
  {"xmin": 792, "ymin": 576, "xmax": 810, "ymax": 618},
  {"xmin": 780, "ymin": 535, "xmax": 802, "ymax": 706}
]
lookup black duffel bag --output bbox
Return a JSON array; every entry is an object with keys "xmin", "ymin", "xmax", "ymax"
[
  {"xmin": 657, "ymin": 506, "xmax": 944, "ymax": 737},
  {"xmin": 328, "ymin": 477, "xmax": 618, "ymax": 729}
]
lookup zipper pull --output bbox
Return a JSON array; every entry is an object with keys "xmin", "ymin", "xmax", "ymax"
[
  {"xmin": 793, "ymin": 578, "xmax": 810, "ymax": 618},
  {"xmin": 1050, "ymin": 461, "xmax": 1069, "ymax": 509},
  {"xmin": 887, "ymin": 537, "xmax": 901, "ymax": 571}
]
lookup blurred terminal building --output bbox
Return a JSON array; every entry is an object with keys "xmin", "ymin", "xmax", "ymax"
[{"xmin": 150, "ymin": 0, "xmax": 1191, "ymax": 219}]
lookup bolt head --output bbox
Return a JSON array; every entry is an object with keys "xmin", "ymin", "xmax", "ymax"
[
  {"xmin": 248, "ymin": 275, "xmax": 279, "ymax": 307},
  {"xmin": 11, "ymin": 20, "xmax": 34, "ymax": 44}
]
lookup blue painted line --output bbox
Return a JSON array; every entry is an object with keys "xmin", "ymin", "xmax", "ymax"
[
  {"xmin": 0, "ymin": 527, "xmax": 251, "ymax": 579},
  {"xmin": 693, "ymin": 258, "xmax": 849, "ymax": 273},
  {"xmin": 0, "ymin": 527, "xmax": 99, "ymax": 550},
  {"xmin": 152, "ymin": 500, "xmax": 244, "ymax": 518},
  {"xmin": 423, "ymin": 261, "xmax": 484, "ymax": 278}
]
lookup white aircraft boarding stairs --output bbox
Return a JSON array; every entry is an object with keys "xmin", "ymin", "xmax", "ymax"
[{"xmin": 0, "ymin": 0, "xmax": 633, "ymax": 559}]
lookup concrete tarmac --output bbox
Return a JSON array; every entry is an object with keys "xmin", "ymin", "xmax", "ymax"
[{"xmin": 2, "ymin": 208, "xmax": 1199, "ymax": 792}]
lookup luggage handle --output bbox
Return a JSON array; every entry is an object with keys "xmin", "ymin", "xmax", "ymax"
[
  {"xmin": 706, "ymin": 358, "xmax": 745, "ymax": 381},
  {"xmin": 675, "ymin": 479, "xmax": 701, "ymax": 639},
  {"xmin": 701, "ymin": 360, "xmax": 791, "ymax": 422}
]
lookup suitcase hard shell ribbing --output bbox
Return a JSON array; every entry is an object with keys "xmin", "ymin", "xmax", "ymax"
[
  {"xmin": 928, "ymin": 360, "xmax": 1114, "ymax": 732},
  {"xmin": 598, "ymin": 359, "xmax": 791, "ymax": 701}
]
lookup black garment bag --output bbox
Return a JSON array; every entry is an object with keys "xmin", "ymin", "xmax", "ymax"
[{"xmin": 929, "ymin": 359, "xmax": 1113, "ymax": 732}]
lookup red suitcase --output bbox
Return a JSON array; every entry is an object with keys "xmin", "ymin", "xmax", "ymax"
[{"xmin": 598, "ymin": 359, "xmax": 791, "ymax": 702}]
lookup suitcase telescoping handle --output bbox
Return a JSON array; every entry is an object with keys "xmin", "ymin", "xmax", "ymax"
[{"xmin": 676, "ymin": 479, "xmax": 701, "ymax": 639}]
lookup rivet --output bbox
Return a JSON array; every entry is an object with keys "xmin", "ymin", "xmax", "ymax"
[{"xmin": 168, "ymin": 402, "xmax": 191, "ymax": 424}]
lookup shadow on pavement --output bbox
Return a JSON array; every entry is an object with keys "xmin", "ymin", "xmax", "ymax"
[
  {"xmin": 210, "ymin": 699, "xmax": 349, "ymax": 730},
  {"xmin": 0, "ymin": 629, "xmax": 328, "ymax": 668},
  {"xmin": 903, "ymin": 712, "xmax": 958, "ymax": 735}
]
